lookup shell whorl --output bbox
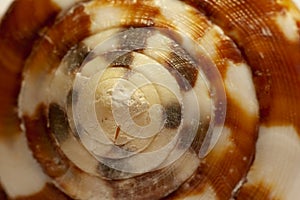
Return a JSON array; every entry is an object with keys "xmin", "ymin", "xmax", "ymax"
[{"xmin": 0, "ymin": 0, "xmax": 300, "ymax": 200}]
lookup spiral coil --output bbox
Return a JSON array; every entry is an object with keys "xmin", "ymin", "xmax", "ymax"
[{"xmin": 0, "ymin": 0, "xmax": 300, "ymax": 199}]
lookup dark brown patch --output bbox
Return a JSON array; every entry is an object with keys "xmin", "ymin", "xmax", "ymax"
[
  {"xmin": 109, "ymin": 52, "xmax": 134, "ymax": 69},
  {"xmin": 67, "ymin": 89, "xmax": 78, "ymax": 107},
  {"xmin": 190, "ymin": 118, "xmax": 210, "ymax": 153},
  {"xmin": 23, "ymin": 104, "xmax": 69, "ymax": 178},
  {"xmin": 24, "ymin": 4, "xmax": 91, "ymax": 79},
  {"xmin": 0, "ymin": 0, "xmax": 60, "ymax": 73},
  {"xmin": 49, "ymin": 103, "xmax": 70, "ymax": 143},
  {"xmin": 197, "ymin": 94, "xmax": 258, "ymax": 199},
  {"xmin": 164, "ymin": 87, "xmax": 258, "ymax": 200},
  {"xmin": 66, "ymin": 89, "xmax": 81, "ymax": 139},
  {"xmin": 165, "ymin": 52, "xmax": 199, "ymax": 91},
  {"xmin": 167, "ymin": 94, "xmax": 258, "ymax": 199},
  {"xmin": 118, "ymin": 28, "xmax": 154, "ymax": 51},
  {"xmin": 0, "ymin": 183, "xmax": 7, "ymax": 200},
  {"xmin": 0, "ymin": 0, "xmax": 61, "ymax": 138},
  {"xmin": 15, "ymin": 183, "xmax": 71, "ymax": 200},
  {"xmin": 65, "ymin": 43, "xmax": 90, "ymax": 74},
  {"xmin": 164, "ymin": 103, "xmax": 182, "ymax": 129},
  {"xmin": 218, "ymin": 38, "xmax": 244, "ymax": 63},
  {"xmin": 44, "ymin": 5, "xmax": 91, "ymax": 60}
]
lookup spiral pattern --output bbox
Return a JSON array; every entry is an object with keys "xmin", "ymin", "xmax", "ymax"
[{"xmin": 0, "ymin": 0, "xmax": 300, "ymax": 199}]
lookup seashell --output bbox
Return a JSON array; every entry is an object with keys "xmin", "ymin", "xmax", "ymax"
[{"xmin": 0, "ymin": 0, "xmax": 300, "ymax": 199}]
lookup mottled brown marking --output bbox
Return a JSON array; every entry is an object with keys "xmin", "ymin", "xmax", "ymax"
[
  {"xmin": 65, "ymin": 44, "xmax": 90, "ymax": 74},
  {"xmin": 236, "ymin": 182, "xmax": 279, "ymax": 200},
  {"xmin": 15, "ymin": 183, "xmax": 71, "ymax": 200},
  {"xmin": 165, "ymin": 52, "xmax": 199, "ymax": 91},
  {"xmin": 110, "ymin": 52, "xmax": 134, "ymax": 69},
  {"xmin": 121, "ymin": 28, "xmax": 154, "ymax": 50},
  {"xmin": 0, "ymin": 0, "xmax": 60, "ymax": 138},
  {"xmin": 165, "ymin": 103, "xmax": 182, "ymax": 129},
  {"xmin": 183, "ymin": 0, "xmax": 300, "ymax": 134},
  {"xmin": 23, "ymin": 104, "xmax": 69, "ymax": 178},
  {"xmin": 49, "ymin": 103, "xmax": 70, "ymax": 143}
]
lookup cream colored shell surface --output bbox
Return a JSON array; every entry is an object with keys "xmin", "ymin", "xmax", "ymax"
[{"xmin": 0, "ymin": 0, "xmax": 300, "ymax": 200}]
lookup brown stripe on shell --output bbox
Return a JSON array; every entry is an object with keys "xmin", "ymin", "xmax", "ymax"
[
  {"xmin": 156, "ymin": 0, "xmax": 211, "ymax": 41},
  {"xmin": 90, "ymin": 0, "xmax": 161, "ymax": 28},
  {"xmin": 222, "ymin": 95, "xmax": 259, "ymax": 157},
  {"xmin": 25, "ymin": 4, "xmax": 91, "ymax": 78},
  {"xmin": 199, "ymin": 95, "xmax": 258, "ymax": 199},
  {"xmin": 165, "ymin": 52, "xmax": 199, "ymax": 91},
  {"xmin": 165, "ymin": 93, "xmax": 258, "ymax": 199},
  {"xmin": 148, "ymin": 49, "xmax": 199, "ymax": 92},
  {"xmin": 183, "ymin": 0, "xmax": 300, "ymax": 133},
  {"xmin": 109, "ymin": 152, "xmax": 198, "ymax": 200},
  {"xmin": 66, "ymin": 89, "xmax": 80, "ymax": 139},
  {"xmin": 0, "ymin": 0, "xmax": 60, "ymax": 73},
  {"xmin": 1, "ymin": 0, "xmax": 299, "ymax": 199},
  {"xmin": 102, "ymin": 28, "xmax": 155, "ymax": 68},
  {"xmin": 17, "ymin": 8, "xmax": 92, "ymax": 180},
  {"xmin": 23, "ymin": 104, "xmax": 69, "ymax": 178},
  {"xmin": 14, "ymin": 183, "xmax": 71, "ymax": 200},
  {"xmin": 23, "ymin": 105, "xmax": 111, "ymax": 198},
  {"xmin": 217, "ymin": 38, "xmax": 244, "ymax": 64},
  {"xmin": 0, "ymin": 0, "xmax": 60, "ymax": 138},
  {"xmin": 120, "ymin": 1, "xmax": 160, "ymax": 28},
  {"xmin": 49, "ymin": 103, "xmax": 70, "ymax": 144}
]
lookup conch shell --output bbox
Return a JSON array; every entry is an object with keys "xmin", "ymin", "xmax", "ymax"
[{"xmin": 0, "ymin": 0, "xmax": 300, "ymax": 199}]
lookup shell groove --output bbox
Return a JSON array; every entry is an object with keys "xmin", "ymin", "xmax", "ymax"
[{"xmin": 0, "ymin": 0, "xmax": 300, "ymax": 199}]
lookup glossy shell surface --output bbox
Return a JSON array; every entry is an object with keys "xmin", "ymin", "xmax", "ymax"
[{"xmin": 0, "ymin": 0, "xmax": 300, "ymax": 199}]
